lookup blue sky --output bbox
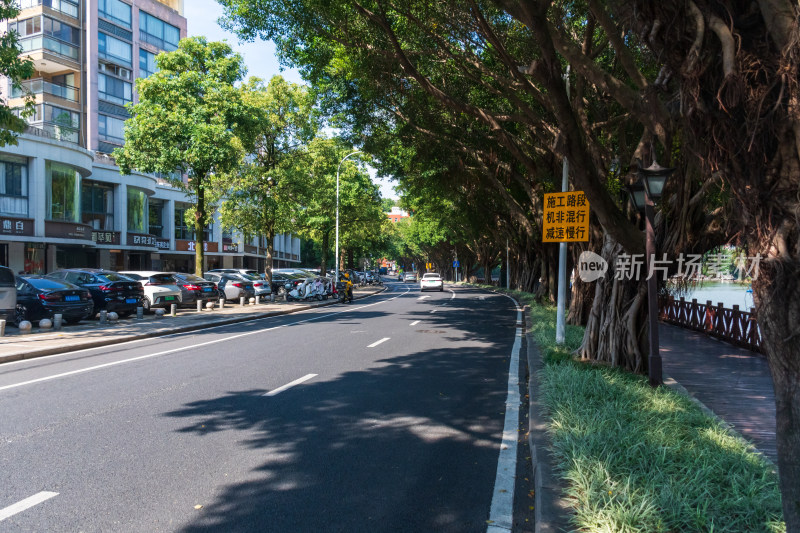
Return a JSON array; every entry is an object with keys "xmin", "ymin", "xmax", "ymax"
[{"xmin": 183, "ymin": 0, "xmax": 399, "ymax": 200}]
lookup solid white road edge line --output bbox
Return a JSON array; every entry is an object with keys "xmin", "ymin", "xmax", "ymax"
[
  {"xmin": 0, "ymin": 288, "xmax": 411, "ymax": 393},
  {"xmin": 264, "ymin": 374, "xmax": 318, "ymax": 397},
  {"xmin": 367, "ymin": 337, "xmax": 390, "ymax": 348},
  {"xmin": 409, "ymin": 320, "xmax": 420, "ymax": 326},
  {"xmin": 486, "ymin": 307, "xmax": 523, "ymax": 533},
  {"xmin": 0, "ymin": 491, "xmax": 59, "ymax": 522}
]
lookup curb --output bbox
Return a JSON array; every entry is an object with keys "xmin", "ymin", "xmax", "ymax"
[
  {"xmin": 525, "ymin": 312, "xmax": 573, "ymax": 533},
  {"xmin": 0, "ymin": 286, "xmax": 388, "ymax": 365}
]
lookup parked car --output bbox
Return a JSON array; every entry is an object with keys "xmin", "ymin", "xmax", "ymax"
[
  {"xmin": 233, "ymin": 273, "xmax": 272, "ymax": 298},
  {"xmin": 0, "ymin": 265, "xmax": 15, "ymax": 324},
  {"xmin": 47, "ymin": 269, "xmax": 143, "ymax": 317},
  {"xmin": 403, "ymin": 272, "xmax": 418, "ymax": 282},
  {"xmin": 14, "ymin": 275, "xmax": 93, "ymax": 325},
  {"xmin": 271, "ymin": 272, "xmax": 306, "ymax": 295},
  {"xmin": 420, "ymin": 272, "xmax": 444, "ymax": 292},
  {"xmin": 207, "ymin": 268, "xmax": 261, "ymax": 278},
  {"xmin": 118, "ymin": 271, "xmax": 182, "ymax": 312},
  {"xmin": 203, "ymin": 272, "xmax": 255, "ymax": 302},
  {"xmin": 169, "ymin": 273, "xmax": 221, "ymax": 307}
]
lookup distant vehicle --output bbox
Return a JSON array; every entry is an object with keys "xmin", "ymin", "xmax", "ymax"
[
  {"xmin": 379, "ymin": 267, "xmax": 388, "ymax": 275},
  {"xmin": 118, "ymin": 271, "xmax": 182, "ymax": 312},
  {"xmin": 169, "ymin": 273, "xmax": 221, "ymax": 307},
  {"xmin": 403, "ymin": 272, "xmax": 417, "ymax": 282},
  {"xmin": 203, "ymin": 272, "xmax": 255, "ymax": 302},
  {"xmin": 47, "ymin": 269, "xmax": 143, "ymax": 317},
  {"xmin": 207, "ymin": 268, "xmax": 261, "ymax": 278},
  {"xmin": 14, "ymin": 275, "xmax": 93, "ymax": 325},
  {"xmin": 0, "ymin": 265, "xmax": 15, "ymax": 323},
  {"xmin": 420, "ymin": 272, "xmax": 444, "ymax": 292}
]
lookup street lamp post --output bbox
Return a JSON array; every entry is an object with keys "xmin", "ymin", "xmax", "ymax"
[
  {"xmin": 335, "ymin": 150, "xmax": 361, "ymax": 284},
  {"xmin": 628, "ymin": 160, "xmax": 675, "ymax": 387}
]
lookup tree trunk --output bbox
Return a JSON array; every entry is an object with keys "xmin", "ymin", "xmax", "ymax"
[
  {"xmin": 193, "ymin": 180, "xmax": 205, "ymax": 277},
  {"xmin": 347, "ymin": 249, "xmax": 355, "ymax": 270},
  {"xmin": 319, "ymin": 230, "xmax": 330, "ymax": 275},
  {"xmin": 576, "ymin": 234, "xmax": 648, "ymax": 373},
  {"xmin": 264, "ymin": 220, "xmax": 275, "ymax": 287},
  {"xmin": 568, "ymin": 274, "xmax": 595, "ymax": 326},
  {"xmin": 753, "ymin": 258, "xmax": 800, "ymax": 531}
]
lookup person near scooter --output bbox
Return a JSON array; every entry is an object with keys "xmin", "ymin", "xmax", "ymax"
[{"xmin": 341, "ymin": 272, "xmax": 354, "ymax": 303}]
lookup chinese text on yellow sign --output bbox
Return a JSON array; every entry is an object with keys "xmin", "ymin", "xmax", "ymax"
[{"xmin": 542, "ymin": 191, "xmax": 590, "ymax": 242}]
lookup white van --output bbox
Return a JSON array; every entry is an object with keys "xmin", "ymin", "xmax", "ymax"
[{"xmin": 0, "ymin": 266, "xmax": 16, "ymax": 323}]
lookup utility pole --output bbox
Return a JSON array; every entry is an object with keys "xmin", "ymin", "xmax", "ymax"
[{"xmin": 556, "ymin": 65, "xmax": 570, "ymax": 345}]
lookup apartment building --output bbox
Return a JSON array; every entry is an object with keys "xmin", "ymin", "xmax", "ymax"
[{"xmin": 0, "ymin": 0, "xmax": 301, "ymax": 274}]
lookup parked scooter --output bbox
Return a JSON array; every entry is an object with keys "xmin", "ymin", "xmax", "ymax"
[{"xmin": 286, "ymin": 277, "xmax": 326, "ymax": 301}]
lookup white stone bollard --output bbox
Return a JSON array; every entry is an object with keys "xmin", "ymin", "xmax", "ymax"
[
  {"xmin": 0, "ymin": 319, "xmax": 5, "ymax": 336},
  {"xmin": 240, "ymin": 296, "xmax": 246, "ymax": 306},
  {"xmin": 39, "ymin": 318, "xmax": 53, "ymax": 330},
  {"xmin": 136, "ymin": 307, "xmax": 144, "ymax": 319},
  {"xmin": 154, "ymin": 308, "xmax": 165, "ymax": 318},
  {"xmin": 219, "ymin": 297, "xmax": 225, "ymax": 309},
  {"xmin": 249, "ymin": 297, "xmax": 255, "ymax": 305},
  {"xmin": 255, "ymin": 295, "xmax": 260, "ymax": 305},
  {"xmin": 206, "ymin": 301, "xmax": 215, "ymax": 310},
  {"xmin": 99, "ymin": 310, "xmax": 108, "ymax": 324},
  {"xmin": 170, "ymin": 304, "xmax": 177, "ymax": 317},
  {"xmin": 107, "ymin": 312, "xmax": 119, "ymax": 322},
  {"xmin": 197, "ymin": 300, "xmax": 203, "ymax": 312},
  {"xmin": 18, "ymin": 320, "xmax": 32, "ymax": 334},
  {"xmin": 270, "ymin": 293, "xmax": 275, "ymax": 302},
  {"xmin": 53, "ymin": 314, "xmax": 63, "ymax": 330}
]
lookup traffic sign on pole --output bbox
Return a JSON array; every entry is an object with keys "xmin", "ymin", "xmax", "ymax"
[{"xmin": 542, "ymin": 191, "xmax": 590, "ymax": 243}]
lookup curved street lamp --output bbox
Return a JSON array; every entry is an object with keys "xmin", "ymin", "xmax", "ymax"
[
  {"xmin": 335, "ymin": 150, "xmax": 362, "ymax": 284},
  {"xmin": 627, "ymin": 159, "xmax": 675, "ymax": 387}
]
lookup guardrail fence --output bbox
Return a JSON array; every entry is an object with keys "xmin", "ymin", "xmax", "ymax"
[{"xmin": 659, "ymin": 296, "xmax": 762, "ymax": 353}]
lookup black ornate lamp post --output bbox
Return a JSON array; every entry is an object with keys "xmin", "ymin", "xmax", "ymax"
[{"xmin": 628, "ymin": 160, "xmax": 675, "ymax": 387}]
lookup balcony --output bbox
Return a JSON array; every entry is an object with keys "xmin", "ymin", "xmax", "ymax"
[
  {"xmin": 25, "ymin": 121, "xmax": 79, "ymax": 144},
  {"xmin": 18, "ymin": 0, "xmax": 79, "ymax": 19},
  {"xmin": 19, "ymin": 35, "xmax": 80, "ymax": 70},
  {"xmin": 11, "ymin": 78, "xmax": 79, "ymax": 103}
]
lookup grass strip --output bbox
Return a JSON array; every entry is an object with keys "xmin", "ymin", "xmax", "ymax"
[{"xmin": 461, "ymin": 284, "xmax": 785, "ymax": 532}]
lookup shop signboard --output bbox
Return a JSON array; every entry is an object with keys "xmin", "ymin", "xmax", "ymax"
[
  {"xmin": 92, "ymin": 231, "xmax": 121, "ymax": 245},
  {"xmin": 244, "ymin": 244, "xmax": 258, "ymax": 254},
  {"xmin": 222, "ymin": 243, "xmax": 239, "ymax": 253},
  {"xmin": 155, "ymin": 238, "xmax": 171, "ymax": 251},
  {"xmin": 45, "ymin": 221, "xmax": 93, "ymax": 241},
  {"xmin": 0, "ymin": 217, "xmax": 33, "ymax": 237},
  {"xmin": 176, "ymin": 240, "xmax": 219, "ymax": 253},
  {"xmin": 127, "ymin": 233, "xmax": 158, "ymax": 247}
]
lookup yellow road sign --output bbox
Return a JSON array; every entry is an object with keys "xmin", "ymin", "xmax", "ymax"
[{"xmin": 542, "ymin": 191, "xmax": 590, "ymax": 242}]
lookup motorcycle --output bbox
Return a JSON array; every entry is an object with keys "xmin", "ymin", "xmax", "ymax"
[{"xmin": 286, "ymin": 277, "xmax": 326, "ymax": 301}]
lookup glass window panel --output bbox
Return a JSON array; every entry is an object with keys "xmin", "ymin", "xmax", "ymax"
[
  {"xmin": 127, "ymin": 188, "xmax": 147, "ymax": 232},
  {"xmin": 98, "ymin": 32, "xmax": 132, "ymax": 66},
  {"xmin": 46, "ymin": 162, "xmax": 79, "ymax": 222},
  {"xmin": 98, "ymin": 0, "xmax": 131, "ymax": 28}
]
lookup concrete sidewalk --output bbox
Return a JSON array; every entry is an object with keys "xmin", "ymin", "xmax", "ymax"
[{"xmin": 0, "ymin": 286, "xmax": 386, "ymax": 365}]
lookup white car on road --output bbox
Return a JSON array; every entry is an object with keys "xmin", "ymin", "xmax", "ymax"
[
  {"xmin": 118, "ymin": 271, "xmax": 182, "ymax": 312},
  {"xmin": 420, "ymin": 272, "xmax": 444, "ymax": 292}
]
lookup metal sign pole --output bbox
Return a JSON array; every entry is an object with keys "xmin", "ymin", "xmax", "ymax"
[{"xmin": 556, "ymin": 65, "xmax": 570, "ymax": 345}]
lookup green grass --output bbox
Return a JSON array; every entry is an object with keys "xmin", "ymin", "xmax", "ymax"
[{"xmin": 460, "ymin": 283, "xmax": 785, "ymax": 532}]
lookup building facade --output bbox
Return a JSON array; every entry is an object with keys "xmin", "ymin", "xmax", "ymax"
[{"xmin": 0, "ymin": 0, "xmax": 301, "ymax": 274}]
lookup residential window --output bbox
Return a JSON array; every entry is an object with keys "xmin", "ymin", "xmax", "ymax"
[
  {"xmin": 138, "ymin": 48, "xmax": 156, "ymax": 78},
  {"xmin": 46, "ymin": 162, "xmax": 80, "ymax": 222},
  {"xmin": 98, "ymin": 0, "xmax": 131, "ymax": 28},
  {"xmin": 13, "ymin": 15, "xmax": 80, "ymax": 60},
  {"xmin": 98, "ymin": 32, "xmax": 132, "ymax": 66},
  {"xmin": 18, "ymin": 0, "xmax": 79, "ymax": 19},
  {"xmin": 98, "ymin": 60, "xmax": 132, "ymax": 81},
  {"xmin": 81, "ymin": 180, "xmax": 114, "ymax": 230},
  {"xmin": 127, "ymin": 188, "xmax": 147, "ymax": 232},
  {"xmin": 98, "ymin": 73, "xmax": 132, "ymax": 105},
  {"xmin": 0, "ymin": 157, "xmax": 28, "ymax": 217},
  {"xmin": 98, "ymin": 114, "xmax": 125, "ymax": 144},
  {"xmin": 139, "ymin": 11, "xmax": 179, "ymax": 51},
  {"xmin": 19, "ymin": 103, "xmax": 80, "ymax": 143},
  {"xmin": 42, "ymin": 15, "xmax": 79, "ymax": 44}
]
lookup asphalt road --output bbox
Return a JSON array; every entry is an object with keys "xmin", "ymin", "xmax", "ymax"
[{"xmin": 0, "ymin": 281, "xmax": 533, "ymax": 532}]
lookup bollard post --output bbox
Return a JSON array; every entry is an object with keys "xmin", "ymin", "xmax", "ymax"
[
  {"xmin": 0, "ymin": 319, "xmax": 5, "ymax": 337},
  {"xmin": 219, "ymin": 297, "xmax": 225, "ymax": 309},
  {"xmin": 53, "ymin": 314, "xmax": 63, "ymax": 331},
  {"xmin": 270, "ymin": 293, "xmax": 275, "ymax": 302},
  {"xmin": 99, "ymin": 310, "xmax": 108, "ymax": 324},
  {"xmin": 255, "ymin": 295, "xmax": 260, "ymax": 305},
  {"xmin": 240, "ymin": 296, "xmax": 246, "ymax": 306},
  {"xmin": 170, "ymin": 304, "xmax": 177, "ymax": 317},
  {"xmin": 197, "ymin": 300, "xmax": 203, "ymax": 313},
  {"xmin": 136, "ymin": 306, "xmax": 144, "ymax": 320}
]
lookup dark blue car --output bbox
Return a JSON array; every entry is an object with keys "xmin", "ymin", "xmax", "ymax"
[{"xmin": 14, "ymin": 276, "xmax": 93, "ymax": 325}]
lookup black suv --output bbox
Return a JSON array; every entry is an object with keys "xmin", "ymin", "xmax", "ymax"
[{"xmin": 47, "ymin": 269, "xmax": 143, "ymax": 317}]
